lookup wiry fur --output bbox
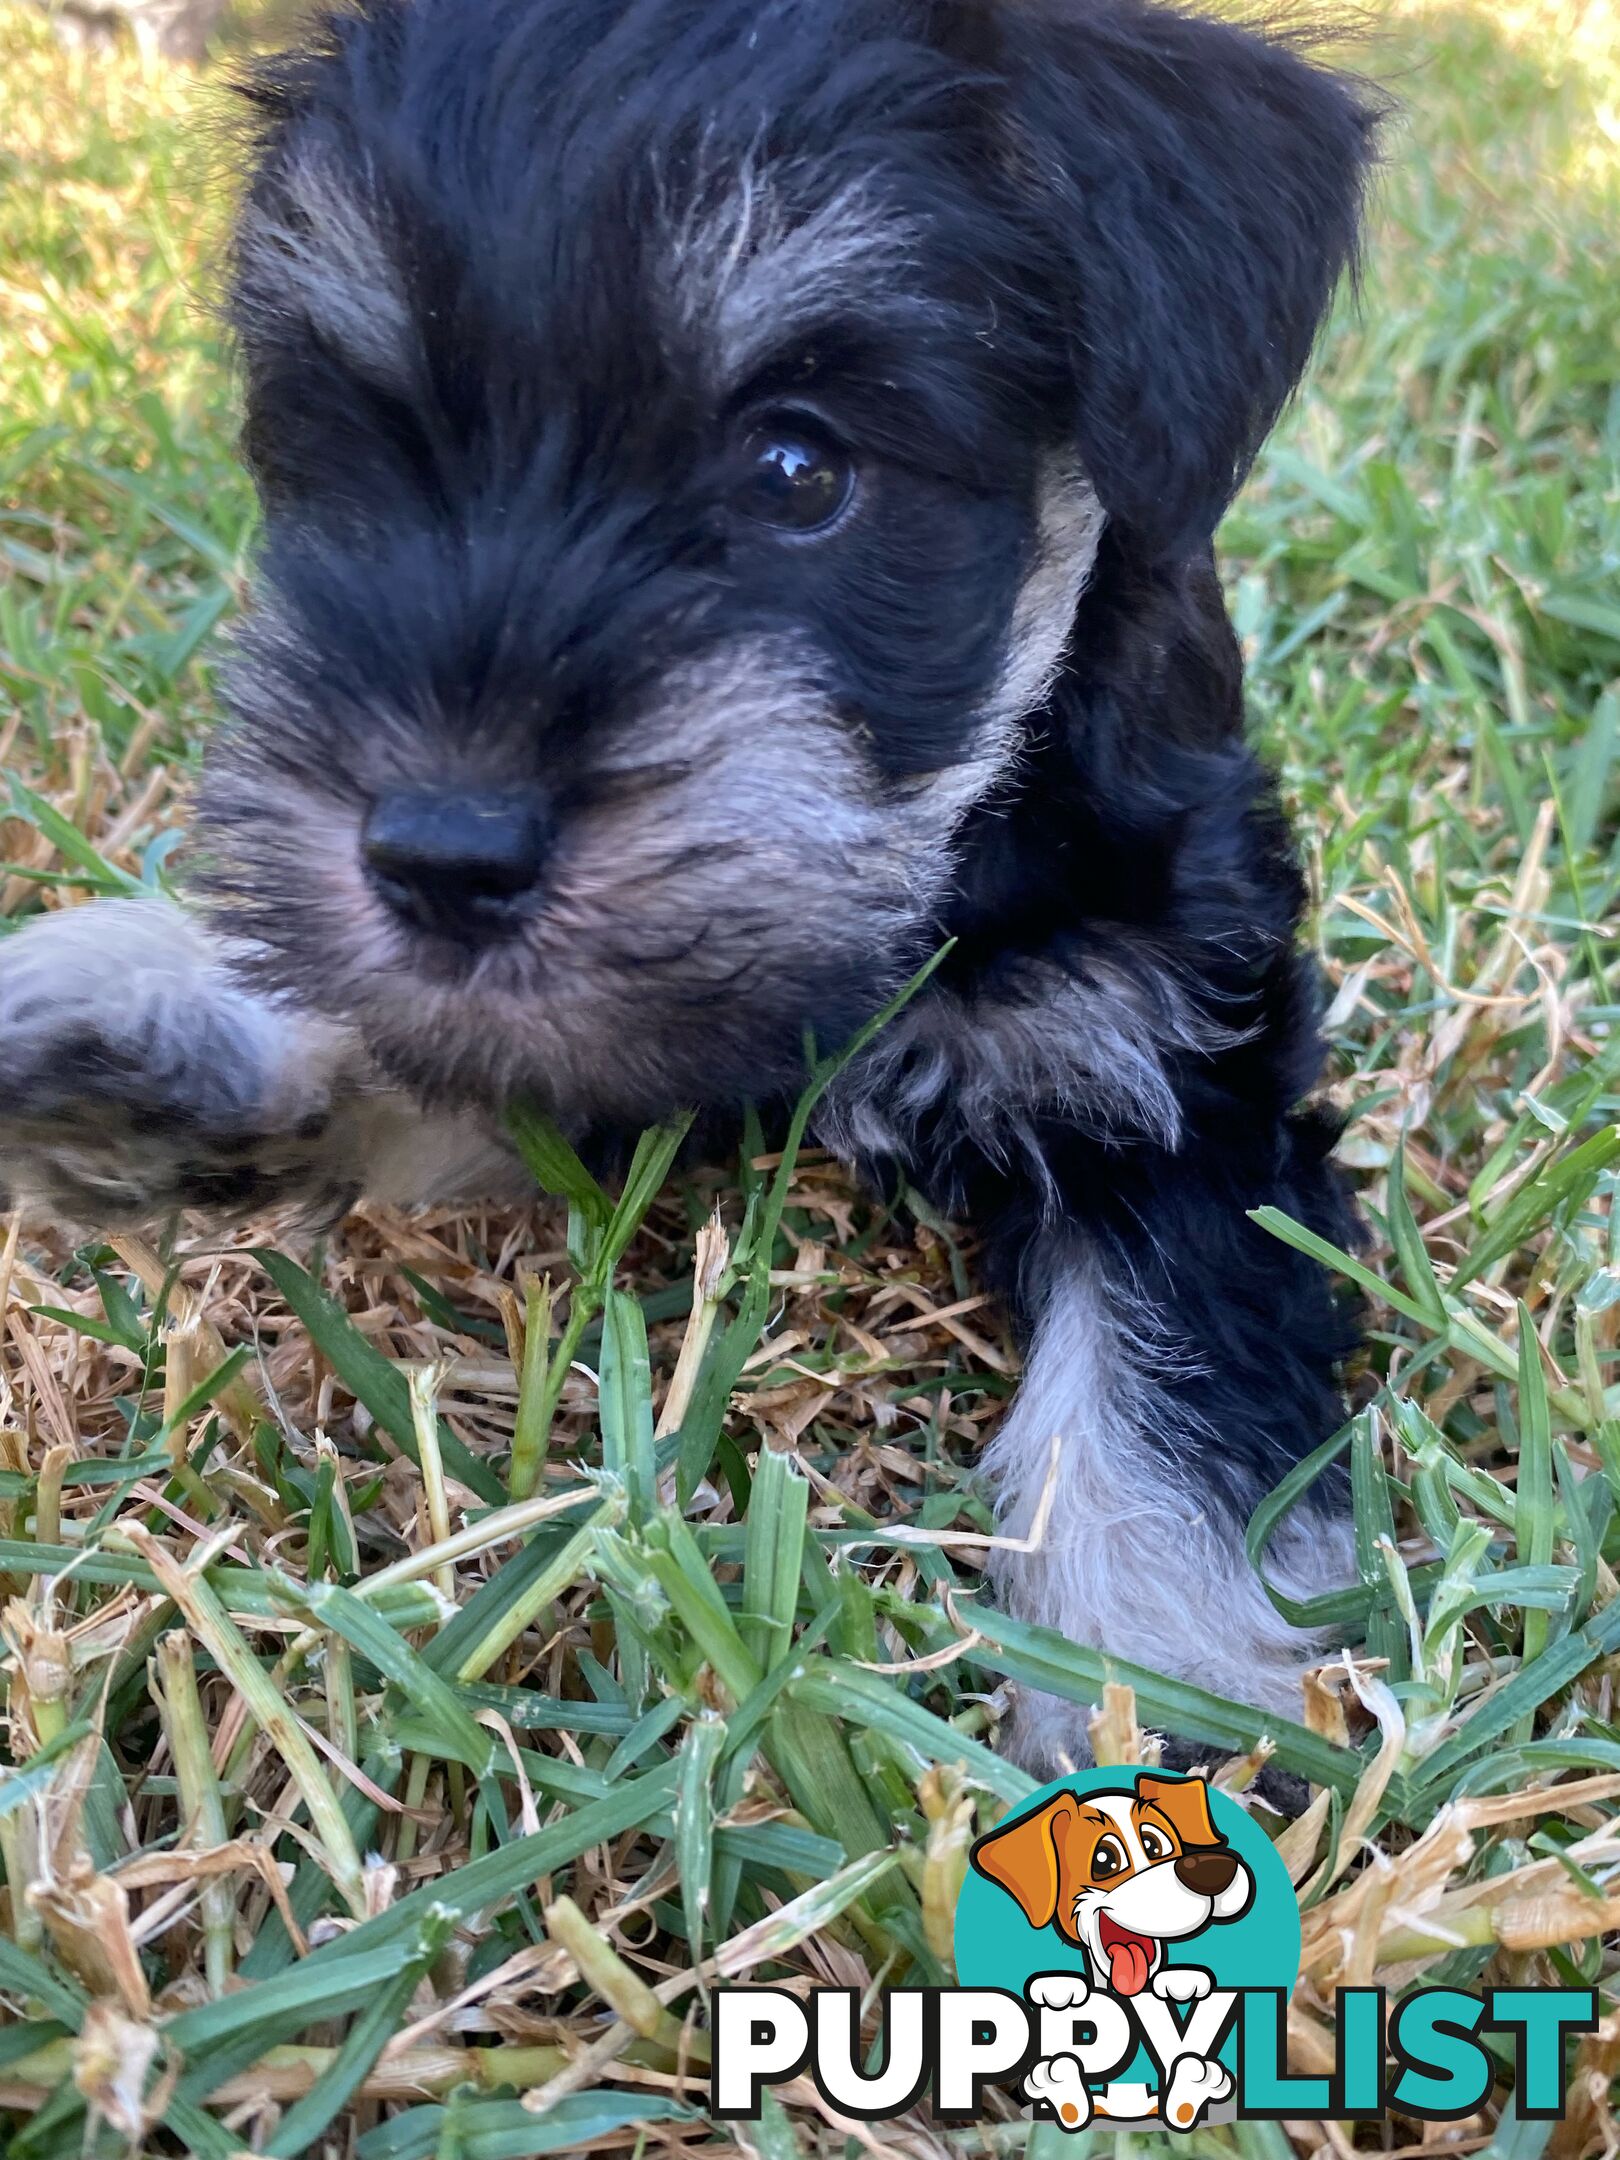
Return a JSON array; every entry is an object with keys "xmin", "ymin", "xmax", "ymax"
[
  {"xmin": 0, "ymin": 0, "xmax": 1383, "ymax": 1759},
  {"xmin": 204, "ymin": 634, "xmax": 953, "ymax": 1121},
  {"xmin": 0, "ymin": 898, "xmax": 520, "ymax": 1224},
  {"xmin": 820, "ymin": 946, "xmax": 1250, "ymax": 1178},
  {"xmin": 981, "ymin": 1253, "xmax": 1356, "ymax": 1773},
  {"xmin": 667, "ymin": 168, "xmax": 927, "ymax": 386},
  {"xmin": 236, "ymin": 152, "xmax": 413, "ymax": 390}
]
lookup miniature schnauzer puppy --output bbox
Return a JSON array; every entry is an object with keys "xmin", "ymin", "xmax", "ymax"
[{"xmin": 0, "ymin": 0, "xmax": 1379, "ymax": 1767}]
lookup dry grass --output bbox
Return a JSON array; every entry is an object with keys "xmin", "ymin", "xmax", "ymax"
[{"xmin": 1, "ymin": 0, "xmax": 1619, "ymax": 2153}]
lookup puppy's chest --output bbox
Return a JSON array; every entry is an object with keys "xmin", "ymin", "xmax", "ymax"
[{"xmin": 816, "ymin": 947, "xmax": 1236, "ymax": 1177}]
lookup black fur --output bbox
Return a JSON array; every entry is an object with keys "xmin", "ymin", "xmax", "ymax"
[{"xmin": 892, "ymin": 530, "xmax": 1364, "ymax": 1514}]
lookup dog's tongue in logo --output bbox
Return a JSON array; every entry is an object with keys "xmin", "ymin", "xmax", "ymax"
[{"xmin": 1098, "ymin": 1915, "xmax": 1156, "ymax": 1996}]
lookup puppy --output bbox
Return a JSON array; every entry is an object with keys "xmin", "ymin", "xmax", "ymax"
[
  {"xmin": 971, "ymin": 1774, "xmax": 1253, "ymax": 1996},
  {"xmin": 0, "ymin": 0, "xmax": 1380, "ymax": 1766}
]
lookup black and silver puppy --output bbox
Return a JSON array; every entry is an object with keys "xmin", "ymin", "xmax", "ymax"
[{"xmin": 0, "ymin": 0, "xmax": 1379, "ymax": 1766}]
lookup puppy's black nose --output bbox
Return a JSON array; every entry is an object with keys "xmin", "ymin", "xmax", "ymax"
[
  {"xmin": 361, "ymin": 788, "xmax": 548, "ymax": 938},
  {"xmin": 1174, "ymin": 1849, "xmax": 1238, "ymax": 1896}
]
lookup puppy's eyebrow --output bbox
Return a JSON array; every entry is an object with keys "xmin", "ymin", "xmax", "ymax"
[
  {"xmin": 239, "ymin": 151, "xmax": 412, "ymax": 390},
  {"xmin": 666, "ymin": 169, "xmax": 927, "ymax": 383}
]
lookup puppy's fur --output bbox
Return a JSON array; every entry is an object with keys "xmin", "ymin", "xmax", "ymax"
[{"xmin": 0, "ymin": 0, "xmax": 1380, "ymax": 1767}]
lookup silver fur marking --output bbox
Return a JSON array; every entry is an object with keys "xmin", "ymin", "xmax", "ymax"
[
  {"xmin": 666, "ymin": 165, "xmax": 925, "ymax": 384},
  {"xmin": 238, "ymin": 155, "xmax": 412, "ymax": 388},
  {"xmin": 820, "ymin": 952, "xmax": 1246, "ymax": 1186},
  {"xmin": 898, "ymin": 458, "xmax": 1106, "ymax": 828},
  {"xmin": 982, "ymin": 1254, "xmax": 1353, "ymax": 1773},
  {"xmin": 982, "ymin": 460, "xmax": 1107, "ymax": 743}
]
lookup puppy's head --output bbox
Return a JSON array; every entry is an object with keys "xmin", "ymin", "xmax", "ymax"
[
  {"xmin": 970, "ymin": 1773, "xmax": 1253, "ymax": 1993},
  {"xmin": 199, "ymin": 0, "xmax": 1376, "ymax": 1123}
]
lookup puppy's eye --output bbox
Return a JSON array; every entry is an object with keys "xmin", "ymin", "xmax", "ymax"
[
  {"xmin": 734, "ymin": 420, "xmax": 855, "ymax": 534},
  {"xmin": 1092, "ymin": 1835, "xmax": 1127, "ymax": 1879},
  {"xmin": 1140, "ymin": 1825, "xmax": 1172, "ymax": 1861}
]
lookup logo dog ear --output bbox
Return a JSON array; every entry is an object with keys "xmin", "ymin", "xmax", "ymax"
[
  {"xmin": 1136, "ymin": 1773, "xmax": 1223, "ymax": 1849},
  {"xmin": 970, "ymin": 1793, "xmax": 1076, "ymax": 1928}
]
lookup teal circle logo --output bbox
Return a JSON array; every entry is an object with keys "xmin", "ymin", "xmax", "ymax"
[{"xmin": 954, "ymin": 1769, "xmax": 1300, "ymax": 2129}]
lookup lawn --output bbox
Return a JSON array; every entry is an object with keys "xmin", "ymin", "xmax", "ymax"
[{"xmin": 1, "ymin": 0, "xmax": 1618, "ymax": 2153}]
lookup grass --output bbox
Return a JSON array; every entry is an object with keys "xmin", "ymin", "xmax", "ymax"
[{"xmin": 1, "ymin": 0, "xmax": 1619, "ymax": 2151}]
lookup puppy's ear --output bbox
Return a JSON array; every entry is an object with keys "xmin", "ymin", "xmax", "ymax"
[
  {"xmin": 970, "ymin": 1793, "xmax": 1077, "ymax": 1927},
  {"xmin": 986, "ymin": 0, "xmax": 1380, "ymax": 555},
  {"xmin": 1137, "ymin": 1773, "xmax": 1223, "ymax": 1850}
]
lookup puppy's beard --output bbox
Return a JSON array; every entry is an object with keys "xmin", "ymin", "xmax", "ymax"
[{"xmin": 198, "ymin": 637, "xmax": 951, "ymax": 1121}]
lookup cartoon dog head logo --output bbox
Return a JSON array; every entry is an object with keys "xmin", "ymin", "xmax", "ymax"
[{"xmin": 969, "ymin": 1773, "xmax": 1254, "ymax": 1997}]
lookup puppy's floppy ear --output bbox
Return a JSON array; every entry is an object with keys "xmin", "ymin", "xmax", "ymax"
[
  {"xmin": 970, "ymin": 1792, "xmax": 1077, "ymax": 1926},
  {"xmin": 985, "ymin": 0, "xmax": 1381, "ymax": 556},
  {"xmin": 1137, "ymin": 1773, "xmax": 1223, "ymax": 1849}
]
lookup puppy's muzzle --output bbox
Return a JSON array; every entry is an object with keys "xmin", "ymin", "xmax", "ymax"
[
  {"xmin": 361, "ymin": 786, "xmax": 550, "ymax": 940},
  {"xmin": 1172, "ymin": 1850, "xmax": 1239, "ymax": 1896}
]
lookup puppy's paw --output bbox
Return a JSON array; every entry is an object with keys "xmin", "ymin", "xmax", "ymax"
[
  {"xmin": 1027, "ymin": 1972, "xmax": 1091, "ymax": 2011},
  {"xmin": 1151, "ymin": 1966, "xmax": 1212, "ymax": 2006},
  {"xmin": 0, "ymin": 898, "xmax": 355, "ymax": 1224},
  {"xmin": 1160, "ymin": 2055, "xmax": 1233, "ymax": 2132},
  {"xmin": 1025, "ymin": 2055, "xmax": 1093, "ymax": 2132}
]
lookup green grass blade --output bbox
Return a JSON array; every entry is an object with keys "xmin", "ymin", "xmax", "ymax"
[
  {"xmin": 254, "ymin": 1248, "xmax": 504, "ymax": 1505},
  {"xmin": 598, "ymin": 1286, "xmax": 655, "ymax": 1523},
  {"xmin": 1452, "ymin": 1126, "xmax": 1620, "ymax": 1289},
  {"xmin": 502, "ymin": 1104, "xmax": 612, "ymax": 1228},
  {"xmin": 674, "ymin": 1709, "xmax": 726, "ymax": 1966},
  {"xmin": 960, "ymin": 1603, "xmax": 1367, "ymax": 1797},
  {"xmin": 262, "ymin": 1912, "xmax": 456, "ymax": 2157},
  {"xmin": 1514, "ymin": 1301, "xmax": 1557, "ymax": 1710},
  {"xmin": 355, "ymin": 2092, "xmax": 697, "ymax": 2160},
  {"xmin": 742, "ymin": 1446, "xmax": 809, "ymax": 1673},
  {"xmin": 269, "ymin": 1574, "xmax": 496, "ymax": 1775},
  {"xmin": 1250, "ymin": 1205, "xmax": 1438, "ymax": 1326}
]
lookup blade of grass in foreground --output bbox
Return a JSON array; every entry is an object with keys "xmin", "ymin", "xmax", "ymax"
[
  {"xmin": 504, "ymin": 1111, "xmax": 691, "ymax": 1499},
  {"xmin": 355, "ymin": 2091, "xmax": 699, "ymax": 2160},
  {"xmin": 254, "ymin": 1248, "xmax": 505, "ymax": 1504},
  {"xmin": 946, "ymin": 1603, "xmax": 1369, "ymax": 1799},
  {"xmin": 1514, "ymin": 1300, "xmax": 1557, "ymax": 1715},
  {"xmin": 262, "ymin": 1911, "xmax": 455, "ymax": 2158},
  {"xmin": 673, "ymin": 945, "xmax": 955, "ymax": 1505},
  {"xmin": 125, "ymin": 1526, "xmax": 368, "ymax": 1920}
]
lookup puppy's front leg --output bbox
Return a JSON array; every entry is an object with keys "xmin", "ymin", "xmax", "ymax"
[
  {"xmin": 980, "ymin": 1159, "xmax": 1356, "ymax": 1775},
  {"xmin": 0, "ymin": 898, "xmax": 521, "ymax": 1229}
]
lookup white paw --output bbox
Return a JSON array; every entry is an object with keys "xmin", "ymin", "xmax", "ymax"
[
  {"xmin": 1025, "ymin": 2055, "xmax": 1093, "ymax": 2132},
  {"xmin": 1160, "ymin": 2056, "xmax": 1233, "ymax": 2132},
  {"xmin": 1027, "ymin": 1972, "xmax": 1091, "ymax": 2011},
  {"xmin": 1151, "ymin": 1965, "xmax": 1212, "ymax": 2005}
]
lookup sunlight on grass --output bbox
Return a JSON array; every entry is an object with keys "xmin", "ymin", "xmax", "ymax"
[{"xmin": 1399, "ymin": 0, "xmax": 1620, "ymax": 196}]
